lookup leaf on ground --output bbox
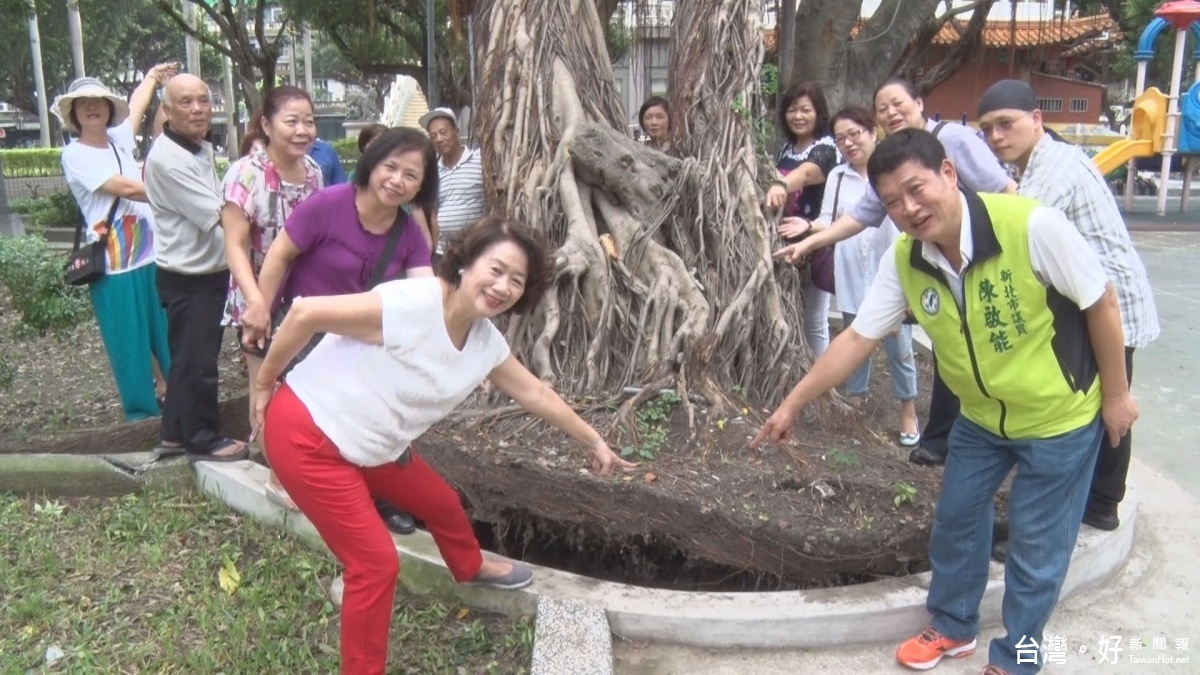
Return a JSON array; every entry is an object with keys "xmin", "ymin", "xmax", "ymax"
[
  {"xmin": 457, "ymin": 607, "xmax": 470, "ymax": 620},
  {"xmin": 218, "ymin": 557, "xmax": 241, "ymax": 595}
]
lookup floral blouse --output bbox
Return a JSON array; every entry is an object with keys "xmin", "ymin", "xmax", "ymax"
[{"xmin": 220, "ymin": 144, "xmax": 323, "ymax": 326}]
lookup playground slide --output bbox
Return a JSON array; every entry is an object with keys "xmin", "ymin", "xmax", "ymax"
[{"xmin": 1092, "ymin": 139, "xmax": 1155, "ymax": 176}]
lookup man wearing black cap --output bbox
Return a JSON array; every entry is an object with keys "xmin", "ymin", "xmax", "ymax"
[{"xmin": 977, "ymin": 79, "xmax": 1160, "ymax": 538}]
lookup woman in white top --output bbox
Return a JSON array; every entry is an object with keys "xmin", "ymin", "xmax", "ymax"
[
  {"xmin": 818, "ymin": 106, "xmax": 920, "ymax": 446},
  {"xmin": 55, "ymin": 65, "xmax": 178, "ymax": 421},
  {"xmin": 253, "ymin": 215, "xmax": 635, "ymax": 675}
]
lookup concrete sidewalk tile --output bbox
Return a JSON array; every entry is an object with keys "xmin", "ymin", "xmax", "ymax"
[{"xmin": 532, "ymin": 596, "xmax": 613, "ymax": 675}]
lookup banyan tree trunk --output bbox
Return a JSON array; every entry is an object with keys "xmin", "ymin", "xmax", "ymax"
[{"xmin": 470, "ymin": 0, "xmax": 819, "ymax": 424}]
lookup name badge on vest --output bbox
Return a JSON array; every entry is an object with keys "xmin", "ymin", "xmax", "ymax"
[{"xmin": 921, "ymin": 287, "xmax": 940, "ymax": 316}]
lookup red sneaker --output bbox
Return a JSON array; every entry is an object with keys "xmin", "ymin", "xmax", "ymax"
[{"xmin": 896, "ymin": 626, "xmax": 977, "ymax": 670}]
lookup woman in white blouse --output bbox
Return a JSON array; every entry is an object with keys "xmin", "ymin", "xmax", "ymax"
[
  {"xmin": 253, "ymin": 215, "xmax": 635, "ymax": 675},
  {"xmin": 817, "ymin": 106, "xmax": 920, "ymax": 446}
]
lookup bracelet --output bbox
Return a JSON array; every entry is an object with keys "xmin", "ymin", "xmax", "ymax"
[{"xmin": 770, "ymin": 179, "xmax": 787, "ymax": 190}]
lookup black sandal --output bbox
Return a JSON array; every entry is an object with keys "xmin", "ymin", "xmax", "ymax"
[{"xmin": 186, "ymin": 438, "xmax": 249, "ymax": 463}]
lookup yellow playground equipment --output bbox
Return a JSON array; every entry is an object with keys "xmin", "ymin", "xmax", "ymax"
[{"xmin": 1091, "ymin": 87, "xmax": 1169, "ymax": 176}]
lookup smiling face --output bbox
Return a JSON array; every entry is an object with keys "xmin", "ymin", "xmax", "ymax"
[
  {"xmin": 641, "ymin": 104, "xmax": 669, "ymax": 142},
  {"xmin": 72, "ymin": 97, "xmax": 112, "ymax": 133},
  {"xmin": 979, "ymin": 108, "xmax": 1040, "ymax": 166},
  {"xmin": 458, "ymin": 241, "xmax": 529, "ymax": 317},
  {"xmin": 786, "ymin": 96, "xmax": 818, "ymax": 141},
  {"xmin": 874, "ymin": 84, "xmax": 925, "ymax": 135},
  {"xmin": 833, "ymin": 118, "xmax": 877, "ymax": 168},
  {"xmin": 367, "ymin": 149, "xmax": 425, "ymax": 208},
  {"xmin": 263, "ymin": 96, "xmax": 316, "ymax": 160},
  {"xmin": 873, "ymin": 159, "xmax": 961, "ymax": 247}
]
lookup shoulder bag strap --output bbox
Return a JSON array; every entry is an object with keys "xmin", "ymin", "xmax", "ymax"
[
  {"xmin": 76, "ymin": 143, "xmax": 124, "ymax": 252},
  {"xmin": 99, "ymin": 143, "xmax": 123, "ymax": 240},
  {"xmin": 931, "ymin": 121, "xmax": 948, "ymax": 138},
  {"xmin": 831, "ymin": 173, "xmax": 845, "ymax": 219},
  {"xmin": 367, "ymin": 210, "xmax": 410, "ymax": 289}
]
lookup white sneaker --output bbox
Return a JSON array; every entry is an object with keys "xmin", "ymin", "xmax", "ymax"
[{"xmin": 330, "ymin": 574, "xmax": 344, "ymax": 606}]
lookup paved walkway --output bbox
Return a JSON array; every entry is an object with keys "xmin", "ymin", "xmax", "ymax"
[{"xmin": 614, "ymin": 229, "xmax": 1200, "ymax": 674}]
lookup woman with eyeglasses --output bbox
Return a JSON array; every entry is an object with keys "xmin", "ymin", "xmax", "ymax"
[{"xmin": 820, "ymin": 106, "xmax": 920, "ymax": 446}]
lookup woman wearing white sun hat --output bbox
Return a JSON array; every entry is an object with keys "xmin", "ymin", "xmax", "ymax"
[{"xmin": 54, "ymin": 63, "xmax": 178, "ymax": 421}]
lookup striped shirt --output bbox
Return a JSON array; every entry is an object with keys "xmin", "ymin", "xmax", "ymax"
[
  {"xmin": 1017, "ymin": 133, "xmax": 1160, "ymax": 348},
  {"xmin": 435, "ymin": 146, "xmax": 484, "ymax": 252}
]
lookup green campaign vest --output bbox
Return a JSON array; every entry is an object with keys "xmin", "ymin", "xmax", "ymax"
[{"xmin": 895, "ymin": 191, "xmax": 1100, "ymax": 439}]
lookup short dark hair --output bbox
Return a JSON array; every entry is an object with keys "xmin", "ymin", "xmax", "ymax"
[
  {"xmin": 638, "ymin": 96, "xmax": 669, "ymax": 131},
  {"xmin": 357, "ymin": 123, "xmax": 388, "ymax": 154},
  {"xmin": 437, "ymin": 216, "xmax": 554, "ymax": 316},
  {"xmin": 69, "ymin": 99, "xmax": 117, "ymax": 132},
  {"xmin": 874, "ymin": 77, "xmax": 921, "ymax": 103},
  {"xmin": 777, "ymin": 81, "xmax": 831, "ymax": 143},
  {"xmin": 353, "ymin": 127, "xmax": 438, "ymax": 217},
  {"xmin": 866, "ymin": 129, "xmax": 947, "ymax": 190},
  {"xmin": 830, "ymin": 106, "xmax": 876, "ymax": 134}
]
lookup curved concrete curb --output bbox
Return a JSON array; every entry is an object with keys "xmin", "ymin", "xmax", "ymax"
[
  {"xmin": 193, "ymin": 459, "xmax": 1137, "ymax": 650},
  {"xmin": 0, "ymin": 451, "xmax": 194, "ymax": 497}
]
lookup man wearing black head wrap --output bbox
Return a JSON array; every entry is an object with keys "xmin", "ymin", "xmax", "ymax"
[{"xmin": 977, "ymin": 79, "xmax": 1160, "ymax": 547}]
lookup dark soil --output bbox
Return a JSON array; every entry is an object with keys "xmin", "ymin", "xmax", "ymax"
[
  {"xmin": 3, "ymin": 303, "xmax": 999, "ymax": 591},
  {"xmin": 418, "ymin": 335, "xmax": 947, "ymax": 591}
]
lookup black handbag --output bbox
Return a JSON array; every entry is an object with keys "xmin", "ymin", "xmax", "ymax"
[
  {"xmin": 272, "ymin": 210, "xmax": 410, "ymax": 375},
  {"xmin": 64, "ymin": 143, "xmax": 123, "ymax": 286}
]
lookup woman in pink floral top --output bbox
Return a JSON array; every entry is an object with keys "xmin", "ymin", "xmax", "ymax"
[{"xmin": 220, "ymin": 86, "xmax": 323, "ymax": 505}]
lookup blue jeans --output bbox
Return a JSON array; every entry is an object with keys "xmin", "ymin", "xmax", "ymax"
[
  {"xmin": 926, "ymin": 414, "xmax": 1102, "ymax": 674},
  {"xmin": 841, "ymin": 314, "xmax": 917, "ymax": 400}
]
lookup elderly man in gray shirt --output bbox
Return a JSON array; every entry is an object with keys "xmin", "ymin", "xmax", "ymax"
[{"xmin": 144, "ymin": 73, "xmax": 245, "ymax": 462}]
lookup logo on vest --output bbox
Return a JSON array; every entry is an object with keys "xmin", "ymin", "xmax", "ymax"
[{"xmin": 920, "ymin": 287, "xmax": 940, "ymax": 316}]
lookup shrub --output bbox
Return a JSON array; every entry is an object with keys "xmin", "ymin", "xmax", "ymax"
[
  {"xmin": 0, "ymin": 148, "xmax": 64, "ymax": 178},
  {"xmin": 0, "ymin": 234, "xmax": 91, "ymax": 337},
  {"xmin": 11, "ymin": 192, "xmax": 81, "ymax": 230}
]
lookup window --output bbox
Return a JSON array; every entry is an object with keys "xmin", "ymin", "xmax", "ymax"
[
  {"xmin": 1070, "ymin": 98, "xmax": 1089, "ymax": 113},
  {"xmin": 1036, "ymin": 97, "xmax": 1064, "ymax": 113}
]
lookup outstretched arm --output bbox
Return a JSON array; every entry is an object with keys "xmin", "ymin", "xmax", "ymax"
[
  {"xmin": 488, "ymin": 355, "xmax": 638, "ymax": 476},
  {"xmin": 751, "ymin": 328, "xmax": 880, "ymax": 447}
]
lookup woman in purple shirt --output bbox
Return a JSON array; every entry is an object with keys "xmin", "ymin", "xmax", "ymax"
[{"xmin": 255, "ymin": 127, "xmax": 437, "ymax": 534}]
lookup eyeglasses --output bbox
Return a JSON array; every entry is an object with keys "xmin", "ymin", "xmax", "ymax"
[
  {"xmin": 834, "ymin": 128, "xmax": 866, "ymax": 146},
  {"xmin": 979, "ymin": 110, "xmax": 1033, "ymax": 137}
]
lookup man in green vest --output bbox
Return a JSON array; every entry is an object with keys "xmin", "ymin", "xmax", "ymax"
[{"xmin": 753, "ymin": 129, "xmax": 1137, "ymax": 675}]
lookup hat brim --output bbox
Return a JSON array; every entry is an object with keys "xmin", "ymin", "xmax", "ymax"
[
  {"xmin": 419, "ymin": 110, "xmax": 455, "ymax": 129},
  {"xmin": 52, "ymin": 88, "xmax": 131, "ymax": 133}
]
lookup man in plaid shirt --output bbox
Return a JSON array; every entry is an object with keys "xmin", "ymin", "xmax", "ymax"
[{"xmin": 977, "ymin": 79, "xmax": 1160, "ymax": 538}]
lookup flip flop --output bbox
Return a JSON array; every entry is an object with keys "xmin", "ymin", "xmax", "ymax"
[
  {"xmin": 186, "ymin": 438, "xmax": 249, "ymax": 463},
  {"xmin": 153, "ymin": 442, "xmax": 185, "ymax": 459}
]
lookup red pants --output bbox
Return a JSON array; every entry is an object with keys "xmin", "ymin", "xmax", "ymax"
[{"xmin": 264, "ymin": 384, "xmax": 483, "ymax": 675}]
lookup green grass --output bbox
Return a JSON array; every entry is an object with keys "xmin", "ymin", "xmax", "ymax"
[{"xmin": 0, "ymin": 491, "xmax": 533, "ymax": 673}]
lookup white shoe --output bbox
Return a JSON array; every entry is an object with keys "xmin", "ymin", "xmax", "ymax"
[
  {"xmin": 900, "ymin": 419, "xmax": 921, "ymax": 447},
  {"xmin": 330, "ymin": 574, "xmax": 344, "ymax": 606}
]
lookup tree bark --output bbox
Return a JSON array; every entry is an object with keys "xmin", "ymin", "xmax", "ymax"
[
  {"xmin": 791, "ymin": 0, "xmax": 995, "ymax": 109},
  {"xmin": 470, "ymin": 0, "xmax": 815, "ymax": 416}
]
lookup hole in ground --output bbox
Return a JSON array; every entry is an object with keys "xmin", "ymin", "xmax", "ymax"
[{"xmin": 469, "ymin": 508, "xmax": 925, "ymax": 592}]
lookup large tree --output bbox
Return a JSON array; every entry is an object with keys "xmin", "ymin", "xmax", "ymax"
[
  {"xmin": 789, "ymin": 0, "xmax": 1000, "ymax": 108},
  {"xmin": 467, "ymin": 0, "xmax": 812, "ymax": 431},
  {"xmin": 0, "ymin": 0, "xmax": 219, "ymax": 114},
  {"xmin": 150, "ymin": 0, "xmax": 291, "ymax": 112}
]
